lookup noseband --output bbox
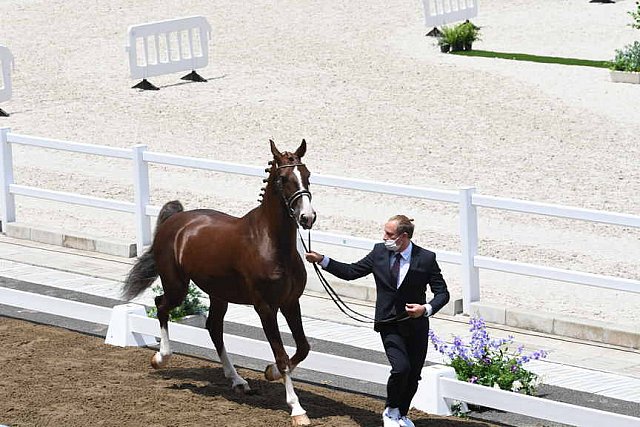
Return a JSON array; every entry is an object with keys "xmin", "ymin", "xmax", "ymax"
[{"xmin": 276, "ymin": 163, "xmax": 312, "ymax": 216}]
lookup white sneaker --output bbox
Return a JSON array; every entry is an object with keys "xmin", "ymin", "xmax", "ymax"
[
  {"xmin": 399, "ymin": 416, "xmax": 415, "ymax": 427},
  {"xmin": 382, "ymin": 407, "xmax": 401, "ymax": 427}
]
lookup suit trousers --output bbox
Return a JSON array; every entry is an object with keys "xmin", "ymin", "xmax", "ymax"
[{"xmin": 379, "ymin": 317, "xmax": 429, "ymax": 416}]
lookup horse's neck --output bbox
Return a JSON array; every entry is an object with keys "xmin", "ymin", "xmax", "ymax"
[{"xmin": 255, "ymin": 189, "xmax": 298, "ymax": 250}]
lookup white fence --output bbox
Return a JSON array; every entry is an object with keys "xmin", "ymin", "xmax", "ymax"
[
  {"xmin": 0, "ymin": 45, "xmax": 14, "ymax": 115},
  {"xmin": 1, "ymin": 286, "xmax": 637, "ymax": 427},
  {"xmin": 126, "ymin": 16, "xmax": 211, "ymax": 81},
  {"xmin": 0, "ymin": 129, "xmax": 639, "ymax": 314},
  {"xmin": 422, "ymin": 0, "xmax": 478, "ymax": 27},
  {"xmin": 417, "ymin": 365, "xmax": 640, "ymax": 427}
]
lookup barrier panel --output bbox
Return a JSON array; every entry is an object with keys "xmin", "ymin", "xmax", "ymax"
[
  {"xmin": 125, "ymin": 16, "xmax": 212, "ymax": 90},
  {"xmin": 0, "ymin": 45, "xmax": 14, "ymax": 116},
  {"xmin": 422, "ymin": 0, "xmax": 478, "ymax": 30}
]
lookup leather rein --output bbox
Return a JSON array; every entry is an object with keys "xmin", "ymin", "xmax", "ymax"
[{"xmin": 275, "ymin": 162, "xmax": 410, "ymax": 326}]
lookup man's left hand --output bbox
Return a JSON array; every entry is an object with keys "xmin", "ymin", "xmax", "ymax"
[{"xmin": 405, "ymin": 303, "xmax": 426, "ymax": 318}]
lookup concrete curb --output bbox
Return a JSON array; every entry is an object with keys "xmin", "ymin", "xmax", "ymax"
[
  {"xmin": 470, "ymin": 301, "xmax": 640, "ymax": 350},
  {"xmin": 3, "ymin": 223, "xmax": 136, "ymax": 258}
]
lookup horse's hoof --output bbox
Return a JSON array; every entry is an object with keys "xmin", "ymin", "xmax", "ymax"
[
  {"xmin": 232, "ymin": 383, "xmax": 252, "ymax": 395},
  {"xmin": 150, "ymin": 352, "xmax": 171, "ymax": 369},
  {"xmin": 264, "ymin": 364, "xmax": 282, "ymax": 381},
  {"xmin": 291, "ymin": 414, "xmax": 311, "ymax": 426}
]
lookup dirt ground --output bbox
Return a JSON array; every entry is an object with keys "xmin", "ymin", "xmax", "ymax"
[{"xmin": 0, "ymin": 317, "xmax": 496, "ymax": 427}]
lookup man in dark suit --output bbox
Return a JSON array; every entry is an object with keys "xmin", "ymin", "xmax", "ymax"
[{"xmin": 305, "ymin": 215, "xmax": 449, "ymax": 427}]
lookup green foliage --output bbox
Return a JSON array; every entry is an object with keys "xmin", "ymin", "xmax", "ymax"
[
  {"xmin": 147, "ymin": 283, "xmax": 208, "ymax": 321},
  {"xmin": 438, "ymin": 21, "xmax": 480, "ymax": 52},
  {"xmin": 611, "ymin": 41, "xmax": 640, "ymax": 72},
  {"xmin": 629, "ymin": 1, "xmax": 640, "ymax": 30},
  {"xmin": 430, "ymin": 317, "xmax": 547, "ymax": 396},
  {"xmin": 453, "ymin": 50, "xmax": 611, "ymax": 68}
]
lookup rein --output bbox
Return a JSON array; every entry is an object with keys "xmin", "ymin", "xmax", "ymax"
[
  {"xmin": 272, "ymin": 161, "xmax": 409, "ymax": 326},
  {"xmin": 296, "ymin": 229, "xmax": 410, "ymax": 326}
]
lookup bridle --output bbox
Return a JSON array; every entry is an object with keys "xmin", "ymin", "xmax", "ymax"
[{"xmin": 275, "ymin": 163, "xmax": 312, "ymax": 218}]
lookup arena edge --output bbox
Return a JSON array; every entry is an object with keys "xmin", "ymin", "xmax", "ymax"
[
  {"xmin": 471, "ymin": 301, "xmax": 640, "ymax": 349},
  {"xmin": 610, "ymin": 70, "xmax": 640, "ymax": 84}
]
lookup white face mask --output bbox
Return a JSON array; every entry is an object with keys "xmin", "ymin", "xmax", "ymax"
[{"xmin": 384, "ymin": 236, "xmax": 400, "ymax": 252}]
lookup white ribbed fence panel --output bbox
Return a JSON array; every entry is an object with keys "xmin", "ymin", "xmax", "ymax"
[
  {"xmin": 126, "ymin": 16, "xmax": 212, "ymax": 80},
  {"xmin": 422, "ymin": 0, "xmax": 478, "ymax": 27}
]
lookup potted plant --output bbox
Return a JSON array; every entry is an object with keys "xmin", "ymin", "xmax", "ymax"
[
  {"xmin": 610, "ymin": 41, "xmax": 640, "ymax": 83},
  {"xmin": 147, "ymin": 282, "xmax": 209, "ymax": 327},
  {"xmin": 458, "ymin": 21, "xmax": 481, "ymax": 51},
  {"xmin": 437, "ymin": 21, "xmax": 480, "ymax": 53}
]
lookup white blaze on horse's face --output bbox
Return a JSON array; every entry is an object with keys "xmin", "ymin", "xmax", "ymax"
[{"xmin": 292, "ymin": 165, "xmax": 316, "ymax": 230}]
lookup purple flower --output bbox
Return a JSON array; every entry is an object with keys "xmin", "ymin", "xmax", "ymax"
[{"xmin": 469, "ymin": 376, "xmax": 478, "ymax": 383}]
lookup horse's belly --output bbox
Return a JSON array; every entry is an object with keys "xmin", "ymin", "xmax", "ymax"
[{"xmin": 192, "ymin": 275, "xmax": 253, "ymax": 305}]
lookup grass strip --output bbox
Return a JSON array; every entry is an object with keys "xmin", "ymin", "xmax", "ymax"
[{"xmin": 451, "ymin": 50, "xmax": 611, "ymax": 69}]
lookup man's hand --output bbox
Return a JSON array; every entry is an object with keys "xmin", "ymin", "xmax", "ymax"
[
  {"xmin": 305, "ymin": 251, "xmax": 324, "ymax": 263},
  {"xmin": 405, "ymin": 303, "xmax": 427, "ymax": 318}
]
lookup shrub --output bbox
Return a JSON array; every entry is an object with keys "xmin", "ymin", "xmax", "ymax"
[
  {"xmin": 438, "ymin": 21, "xmax": 480, "ymax": 52},
  {"xmin": 611, "ymin": 41, "xmax": 640, "ymax": 72},
  {"xmin": 629, "ymin": 1, "xmax": 640, "ymax": 30},
  {"xmin": 429, "ymin": 316, "xmax": 547, "ymax": 395},
  {"xmin": 147, "ymin": 282, "xmax": 208, "ymax": 321}
]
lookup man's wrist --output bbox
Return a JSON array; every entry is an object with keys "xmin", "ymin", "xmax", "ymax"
[{"xmin": 423, "ymin": 303, "xmax": 433, "ymax": 317}]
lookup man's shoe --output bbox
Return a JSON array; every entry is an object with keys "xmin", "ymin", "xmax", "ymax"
[
  {"xmin": 399, "ymin": 416, "xmax": 415, "ymax": 427},
  {"xmin": 382, "ymin": 407, "xmax": 401, "ymax": 427}
]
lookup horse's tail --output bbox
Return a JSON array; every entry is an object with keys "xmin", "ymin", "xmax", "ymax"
[{"xmin": 122, "ymin": 200, "xmax": 185, "ymax": 300}]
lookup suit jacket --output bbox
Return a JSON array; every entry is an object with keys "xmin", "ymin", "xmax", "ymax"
[{"xmin": 324, "ymin": 242, "xmax": 450, "ymax": 331}]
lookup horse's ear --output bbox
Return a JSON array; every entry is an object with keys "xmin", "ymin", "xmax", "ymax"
[
  {"xmin": 295, "ymin": 139, "xmax": 307, "ymax": 158},
  {"xmin": 270, "ymin": 139, "xmax": 282, "ymax": 159}
]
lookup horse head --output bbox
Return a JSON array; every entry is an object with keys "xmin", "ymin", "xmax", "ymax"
[{"xmin": 269, "ymin": 139, "xmax": 317, "ymax": 230}]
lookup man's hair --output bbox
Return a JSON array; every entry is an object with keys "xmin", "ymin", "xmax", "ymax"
[{"xmin": 389, "ymin": 214, "xmax": 415, "ymax": 238}]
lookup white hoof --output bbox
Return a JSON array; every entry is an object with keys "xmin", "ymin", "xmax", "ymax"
[
  {"xmin": 232, "ymin": 380, "xmax": 252, "ymax": 394},
  {"xmin": 150, "ymin": 352, "xmax": 171, "ymax": 369},
  {"xmin": 291, "ymin": 413, "xmax": 310, "ymax": 426}
]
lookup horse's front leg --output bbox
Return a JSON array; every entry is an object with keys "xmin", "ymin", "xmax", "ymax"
[
  {"xmin": 255, "ymin": 302, "xmax": 310, "ymax": 426},
  {"xmin": 265, "ymin": 300, "xmax": 310, "ymax": 379}
]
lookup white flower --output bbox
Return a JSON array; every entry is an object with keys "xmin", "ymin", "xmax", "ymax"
[
  {"xmin": 511, "ymin": 380, "xmax": 522, "ymax": 391},
  {"xmin": 493, "ymin": 383, "xmax": 501, "ymax": 390}
]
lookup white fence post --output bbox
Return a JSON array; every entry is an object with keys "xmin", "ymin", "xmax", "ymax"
[
  {"xmin": 132, "ymin": 144, "xmax": 151, "ymax": 255},
  {"xmin": 412, "ymin": 365, "xmax": 457, "ymax": 414},
  {"xmin": 0, "ymin": 45, "xmax": 13, "ymax": 116},
  {"xmin": 0, "ymin": 128, "xmax": 15, "ymax": 230},
  {"xmin": 105, "ymin": 303, "xmax": 157, "ymax": 347},
  {"xmin": 459, "ymin": 187, "xmax": 479, "ymax": 314}
]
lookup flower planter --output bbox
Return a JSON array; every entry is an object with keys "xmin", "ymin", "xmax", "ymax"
[
  {"xmin": 610, "ymin": 70, "xmax": 640, "ymax": 84},
  {"xmin": 463, "ymin": 42, "xmax": 473, "ymax": 51}
]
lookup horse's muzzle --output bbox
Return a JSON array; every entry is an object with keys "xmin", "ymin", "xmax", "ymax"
[{"xmin": 299, "ymin": 212, "xmax": 316, "ymax": 230}]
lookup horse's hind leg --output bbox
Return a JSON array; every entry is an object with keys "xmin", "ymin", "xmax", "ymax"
[
  {"xmin": 150, "ymin": 272, "xmax": 188, "ymax": 369},
  {"xmin": 206, "ymin": 297, "xmax": 251, "ymax": 393}
]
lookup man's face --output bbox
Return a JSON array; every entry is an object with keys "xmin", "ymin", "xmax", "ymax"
[{"xmin": 383, "ymin": 221, "xmax": 403, "ymax": 242}]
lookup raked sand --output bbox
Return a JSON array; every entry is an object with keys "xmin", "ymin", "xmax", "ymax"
[{"xmin": 1, "ymin": 0, "xmax": 639, "ymax": 328}]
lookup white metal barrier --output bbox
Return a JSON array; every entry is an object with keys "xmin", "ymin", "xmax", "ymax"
[
  {"xmin": 0, "ymin": 130, "xmax": 639, "ymax": 315},
  {"xmin": 422, "ymin": 0, "xmax": 478, "ymax": 27},
  {"xmin": 0, "ymin": 45, "xmax": 14, "ymax": 116},
  {"xmin": 416, "ymin": 365, "xmax": 640, "ymax": 427},
  {"xmin": 126, "ymin": 16, "xmax": 212, "ymax": 89}
]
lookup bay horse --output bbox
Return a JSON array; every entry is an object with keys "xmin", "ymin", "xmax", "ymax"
[{"xmin": 122, "ymin": 139, "xmax": 316, "ymax": 426}]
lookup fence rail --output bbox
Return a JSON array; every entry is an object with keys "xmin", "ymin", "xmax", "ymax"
[
  {"xmin": 0, "ymin": 45, "xmax": 14, "ymax": 115},
  {"xmin": 1, "ymin": 129, "xmax": 639, "ymax": 314},
  {"xmin": 422, "ymin": 0, "xmax": 478, "ymax": 28},
  {"xmin": 418, "ymin": 365, "xmax": 640, "ymax": 427}
]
